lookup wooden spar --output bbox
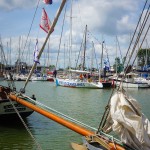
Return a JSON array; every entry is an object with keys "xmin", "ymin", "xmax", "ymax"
[
  {"xmin": 22, "ymin": 0, "xmax": 67, "ymax": 91},
  {"xmin": 9, "ymin": 93, "xmax": 94, "ymax": 136},
  {"xmin": 9, "ymin": 93, "xmax": 126, "ymax": 150}
]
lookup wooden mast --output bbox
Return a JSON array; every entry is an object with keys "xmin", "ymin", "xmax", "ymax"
[{"xmin": 22, "ymin": 0, "xmax": 67, "ymax": 92}]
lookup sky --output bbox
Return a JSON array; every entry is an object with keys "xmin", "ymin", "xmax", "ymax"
[{"xmin": 0, "ymin": 0, "xmax": 149, "ymax": 69}]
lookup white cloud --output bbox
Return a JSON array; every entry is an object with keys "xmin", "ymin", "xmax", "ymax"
[
  {"xmin": 0, "ymin": 0, "xmax": 37, "ymax": 11},
  {"xmin": 70, "ymin": 0, "xmax": 141, "ymax": 36},
  {"xmin": 0, "ymin": 0, "xmax": 148, "ymax": 68}
]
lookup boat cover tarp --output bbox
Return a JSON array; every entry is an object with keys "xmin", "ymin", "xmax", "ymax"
[{"xmin": 103, "ymin": 89, "xmax": 150, "ymax": 150}]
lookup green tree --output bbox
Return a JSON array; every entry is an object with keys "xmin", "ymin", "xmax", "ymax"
[
  {"xmin": 137, "ymin": 48, "xmax": 150, "ymax": 67},
  {"xmin": 49, "ymin": 65, "xmax": 55, "ymax": 70},
  {"xmin": 113, "ymin": 57, "xmax": 124, "ymax": 73}
]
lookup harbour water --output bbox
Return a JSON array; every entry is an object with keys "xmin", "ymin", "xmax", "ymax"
[{"xmin": 0, "ymin": 81, "xmax": 150, "ymax": 150}]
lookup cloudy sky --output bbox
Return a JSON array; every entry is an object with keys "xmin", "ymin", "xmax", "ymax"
[{"xmin": 0, "ymin": 0, "xmax": 149, "ymax": 69}]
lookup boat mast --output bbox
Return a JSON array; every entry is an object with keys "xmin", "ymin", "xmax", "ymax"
[
  {"xmin": 21, "ymin": 0, "xmax": 67, "ymax": 92},
  {"xmin": 115, "ymin": 37, "xmax": 118, "ymax": 75},
  {"xmin": 69, "ymin": 0, "xmax": 73, "ymax": 70},
  {"xmin": 9, "ymin": 38, "xmax": 12, "ymax": 71},
  {"xmin": 91, "ymin": 41, "xmax": 94, "ymax": 73},
  {"xmin": 99, "ymin": 41, "xmax": 104, "ymax": 81},
  {"xmin": 82, "ymin": 25, "xmax": 87, "ymax": 71}
]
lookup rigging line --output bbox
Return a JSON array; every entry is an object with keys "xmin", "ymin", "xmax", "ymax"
[
  {"xmin": 55, "ymin": 2, "xmax": 67, "ymax": 69},
  {"xmin": 131, "ymin": 25, "xmax": 150, "ymax": 69},
  {"xmin": 47, "ymin": 37, "xmax": 51, "ymax": 67},
  {"xmin": 116, "ymin": 36, "xmax": 123, "ymax": 63},
  {"xmin": 97, "ymin": 10, "xmax": 150, "ymax": 130},
  {"xmin": 104, "ymin": 44, "xmax": 111, "ymax": 69},
  {"xmin": 75, "ymin": 31, "xmax": 84, "ymax": 68},
  {"xmin": 7, "ymin": 93, "xmax": 42, "ymax": 150},
  {"xmin": 93, "ymin": 42, "xmax": 99, "ymax": 70},
  {"xmin": 97, "ymin": 88, "xmax": 115, "ymax": 133},
  {"xmin": 87, "ymin": 30, "xmax": 110, "ymax": 59},
  {"xmin": 22, "ymin": 94, "xmax": 97, "ymax": 131},
  {"xmin": 0, "ymin": 38, "xmax": 9, "ymax": 68},
  {"xmin": 97, "ymin": 4, "xmax": 150, "ymax": 131},
  {"xmin": 123, "ymin": 0, "xmax": 148, "ymax": 66},
  {"xmin": 25, "ymin": 39, "xmax": 31, "ymax": 62},
  {"xmin": 0, "ymin": 37, "xmax": 14, "ymax": 89},
  {"xmin": 82, "ymin": 25, "xmax": 87, "ymax": 70},
  {"xmin": 22, "ymin": 0, "xmax": 67, "ymax": 91},
  {"xmin": 68, "ymin": 0, "xmax": 73, "ymax": 69},
  {"xmin": 114, "ymin": 13, "xmax": 149, "ymax": 99},
  {"xmin": 124, "ymin": 7, "xmax": 150, "ymax": 74},
  {"xmin": 21, "ymin": 0, "xmax": 41, "ymax": 61}
]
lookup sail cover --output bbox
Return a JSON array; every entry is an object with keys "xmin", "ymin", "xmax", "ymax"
[{"xmin": 103, "ymin": 89, "xmax": 150, "ymax": 150}]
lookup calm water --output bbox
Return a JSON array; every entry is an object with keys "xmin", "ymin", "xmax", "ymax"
[{"xmin": 0, "ymin": 81, "xmax": 150, "ymax": 150}]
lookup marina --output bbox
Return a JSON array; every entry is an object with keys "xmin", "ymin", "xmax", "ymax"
[
  {"xmin": 0, "ymin": 81, "xmax": 150, "ymax": 150},
  {"xmin": 0, "ymin": 0, "xmax": 150, "ymax": 150}
]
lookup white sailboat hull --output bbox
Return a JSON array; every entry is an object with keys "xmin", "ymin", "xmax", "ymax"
[
  {"xmin": 115, "ymin": 81, "xmax": 149, "ymax": 88},
  {"xmin": 56, "ymin": 78, "xmax": 103, "ymax": 89},
  {"xmin": 31, "ymin": 76, "xmax": 47, "ymax": 81}
]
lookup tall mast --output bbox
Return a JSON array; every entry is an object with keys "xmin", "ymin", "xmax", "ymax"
[
  {"xmin": 82, "ymin": 25, "xmax": 87, "ymax": 70},
  {"xmin": 115, "ymin": 37, "xmax": 118, "ymax": 74},
  {"xmin": 64, "ymin": 43, "xmax": 66, "ymax": 69},
  {"xmin": 99, "ymin": 41, "xmax": 104, "ymax": 80},
  {"xmin": 10, "ymin": 38, "xmax": 11, "ymax": 70},
  {"xmin": 91, "ymin": 41, "xmax": 94, "ymax": 73},
  {"xmin": 22, "ymin": 0, "xmax": 67, "ymax": 92},
  {"xmin": 69, "ymin": 0, "xmax": 73, "ymax": 69}
]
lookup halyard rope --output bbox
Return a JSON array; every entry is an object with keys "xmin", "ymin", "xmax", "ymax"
[
  {"xmin": 22, "ymin": 94, "xmax": 97, "ymax": 131},
  {"xmin": 6, "ymin": 92, "xmax": 42, "ymax": 150}
]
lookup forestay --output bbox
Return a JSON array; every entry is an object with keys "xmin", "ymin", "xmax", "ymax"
[{"xmin": 103, "ymin": 88, "xmax": 150, "ymax": 150}]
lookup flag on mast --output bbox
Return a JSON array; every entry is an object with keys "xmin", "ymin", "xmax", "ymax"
[
  {"xmin": 40, "ymin": 8, "xmax": 51, "ymax": 33},
  {"xmin": 104, "ymin": 58, "xmax": 109, "ymax": 71},
  {"xmin": 33, "ymin": 39, "xmax": 40, "ymax": 64},
  {"xmin": 43, "ymin": 0, "xmax": 52, "ymax": 4}
]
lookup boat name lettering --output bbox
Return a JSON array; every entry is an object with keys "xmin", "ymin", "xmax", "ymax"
[
  {"xmin": 4, "ymin": 108, "xmax": 26, "ymax": 112},
  {"xmin": 59, "ymin": 81, "xmax": 85, "ymax": 87},
  {"xmin": 4, "ymin": 104, "xmax": 23, "ymax": 109}
]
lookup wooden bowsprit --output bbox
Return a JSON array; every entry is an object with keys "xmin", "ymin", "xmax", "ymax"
[{"xmin": 9, "ymin": 93, "xmax": 125, "ymax": 150}]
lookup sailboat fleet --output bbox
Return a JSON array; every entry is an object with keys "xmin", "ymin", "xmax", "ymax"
[
  {"xmin": 55, "ymin": 25, "xmax": 110, "ymax": 89},
  {"xmin": 0, "ymin": 0, "xmax": 150, "ymax": 150}
]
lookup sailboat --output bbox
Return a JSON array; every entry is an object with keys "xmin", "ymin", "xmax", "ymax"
[
  {"xmin": 0, "ymin": 0, "xmax": 69, "ymax": 118},
  {"xmin": 56, "ymin": 25, "xmax": 103, "ymax": 89},
  {"xmin": 0, "ymin": 82, "xmax": 35, "ymax": 120},
  {"xmin": 109, "ymin": 72, "xmax": 150, "ymax": 88},
  {"xmin": 1, "ymin": 0, "xmax": 150, "ymax": 150}
]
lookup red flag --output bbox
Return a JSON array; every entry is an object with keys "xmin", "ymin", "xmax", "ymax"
[
  {"xmin": 39, "ymin": 8, "xmax": 51, "ymax": 33},
  {"xmin": 43, "ymin": 0, "xmax": 52, "ymax": 4}
]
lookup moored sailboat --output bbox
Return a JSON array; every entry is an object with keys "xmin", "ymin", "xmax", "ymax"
[
  {"xmin": 0, "ymin": 84, "xmax": 35, "ymax": 120},
  {"xmin": 1, "ymin": 0, "xmax": 150, "ymax": 150},
  {"xmin": 56, "ymin": 69, "xmax": 103, "ymax": 88},
  {"xmin": 110, "ymin": 72, "xmax": 150, "ymax": 88},
  {"xmin": 56, "ymin": 25, "xmax": 104, "ymax": 89}
]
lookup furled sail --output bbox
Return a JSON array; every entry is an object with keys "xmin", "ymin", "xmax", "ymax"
[{"xmin": 103, "ymin": 88, "xmax": 150, "ymax": 150}]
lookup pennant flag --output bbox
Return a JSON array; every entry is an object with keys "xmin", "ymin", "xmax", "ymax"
[
  {"xmin": 43, "ymin": 0, "xmax": 52, "ymax": 4},
  {"xmin": 40, "ymin": 8, "xmax": 52, "ymax": 33},
  {"xmin": 33, "ymin": 39, "xmax": 40, "ymax": 64},
  {"xmin": 103, "ymin": 58, "xmax": 109, "ymax": 71}
]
